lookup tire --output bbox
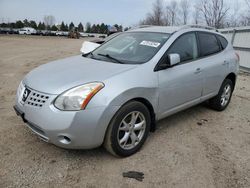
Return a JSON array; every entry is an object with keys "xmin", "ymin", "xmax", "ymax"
[
  {"xmin": 104, "ymin": 101, "xmax": 151, "ymax": 157},
  {"xmin": 209, "ymin": 79, "xmax": 234, "ymax": 111}
]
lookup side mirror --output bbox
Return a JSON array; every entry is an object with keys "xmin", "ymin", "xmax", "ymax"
[
  {"xmin": 158, "ymin": 53, "xmax": 181, "ymax": 70},
  {"xmin": 167, "ymin": 53, "xmax": 181, "ymax": 66},
  {"xmin": 80, "ymin": 41, "xmax": 100, "ymax": 55}
]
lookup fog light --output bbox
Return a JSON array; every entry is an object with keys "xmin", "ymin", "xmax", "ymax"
[{"xmin": 58, "ymin": 135, "xmax": 71, "ymax": 145}]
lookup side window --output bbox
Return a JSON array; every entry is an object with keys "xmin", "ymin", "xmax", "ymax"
[
  {"xmin": 198, "ymin": 32, "xmax": 221, "ymax": 57},
  {"xmin": 167, "ymin": 33, "xmax": 198, "ymax": 62},
  {"xmin": 217, "ymin": 35, "xmax": 228, "ymax": 50}
]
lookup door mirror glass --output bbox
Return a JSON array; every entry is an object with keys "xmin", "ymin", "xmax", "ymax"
[
  {"xmin": 80, "ymin": 41, "xmax": 100, "ymax": 55},
  {"xmin": 168, "ymin": 53, "xmax": 180, "ymax": 66}
]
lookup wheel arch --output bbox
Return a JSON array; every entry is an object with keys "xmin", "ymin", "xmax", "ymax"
[
  {"xmin": 103, "ymin": 97, "xmax": 157, "ymax": 143},
  {"xmin": 126, "ymin": 97, "xmax": 156, "ymax": 132},
  {"xmin": 225, "ymin": 72, "xmax": 236, "ymax": 91}
]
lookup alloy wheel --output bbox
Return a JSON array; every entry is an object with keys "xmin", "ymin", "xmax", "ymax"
[
  {"xmin": 117, "ymin": 111, "xmax": 146, "ymax": 150},
  {"xmin": 220, "ymin": 84, "xmax": 232, "ymax": 107}
]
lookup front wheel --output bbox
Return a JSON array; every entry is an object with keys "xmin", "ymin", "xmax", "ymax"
[
  {"xmin": 104, "ymin": 101, "xmax": 151, "ymax": 157},
  {"xmin": 209, "ymin": 79, "xmax": 234, "ymax": 111}
]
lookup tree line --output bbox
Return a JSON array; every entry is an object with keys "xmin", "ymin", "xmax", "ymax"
[
  {"xmin": 0, "ymin": 16, "xmax": 123, "ymax": 34},
  {"xmin": 141, "ymin": 0, "xmax": 250, "ymax": 29},
  {"xmin": 3, "ymin": 0, "xmax": 250, "ymax": 33}
]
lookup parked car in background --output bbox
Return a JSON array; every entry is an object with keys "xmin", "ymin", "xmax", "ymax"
[
  {"xmin": 12, "ymin": 28, "xmax": 19, "ymax": 34},
  {"xmin": 19, "ymin": 27, "xmax": 36, "ymax": 35},
  {"xmin": 55, "ymin": 31, "xmax": 64, "ymax": 36},
  {"xmin": 14, "ymin": 25, "xmax": 239, "ymax": 157},
  {"xmin": 0, "ymin": 27, "xmax": 19, "ymax": 34}
]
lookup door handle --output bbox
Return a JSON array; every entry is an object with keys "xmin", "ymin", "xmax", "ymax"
[{"xmin": 194, "ymin": 68, "xmax": 202, "ymax": 74}]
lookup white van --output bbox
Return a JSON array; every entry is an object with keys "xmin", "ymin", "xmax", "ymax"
[{"xmin": 19, "ymin": 27, "xmax": 36, "ymax": 35}]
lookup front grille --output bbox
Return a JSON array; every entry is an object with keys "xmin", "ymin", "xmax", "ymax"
[{"xmin": 26, "ymin": 90, "xmax": 50, "ymax": 108}]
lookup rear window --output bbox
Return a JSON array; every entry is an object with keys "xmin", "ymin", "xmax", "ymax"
[
  {"xmin": 217, "ymin": 35, "xmax": 228, "ymax": 50},
  {"xmin": 198, "ymin": 32, "xmax": 221, "ymax": 57}
]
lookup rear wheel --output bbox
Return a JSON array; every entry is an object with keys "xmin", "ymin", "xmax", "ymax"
[
  {"xmin": 104, "ymin": 101, "xmax": 151, "ymax": 157},
  {"xmin": 209, "ymin": 79, "xmax": 234, "ymax": 111}
]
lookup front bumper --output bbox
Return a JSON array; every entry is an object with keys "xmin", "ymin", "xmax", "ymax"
[
  {"xmin": 14, "ymin": 88, "xmax": 119, "ymax": 149},
  {"xmin": 14, "ymin": 105, "xmax": 49, "ymax": 142}
]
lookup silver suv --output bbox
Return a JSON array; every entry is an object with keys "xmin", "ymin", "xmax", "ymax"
[{"xmin": 14, "ymin": 25, "xmax": 239, "ymax": 157}]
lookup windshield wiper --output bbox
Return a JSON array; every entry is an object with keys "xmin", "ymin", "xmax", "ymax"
[{"xmin": 97, "ymin": 53, "xmax": 124, "ymax": 64}]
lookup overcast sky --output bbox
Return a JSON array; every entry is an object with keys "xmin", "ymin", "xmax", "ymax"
[{"xmin": 0, "ymin": 0, "xmax": 246, "ymax": 27}]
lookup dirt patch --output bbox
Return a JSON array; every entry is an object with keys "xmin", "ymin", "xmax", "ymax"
[{"xmin": 199, "ymin": 136, "xmax": 247, "ymax": 188}]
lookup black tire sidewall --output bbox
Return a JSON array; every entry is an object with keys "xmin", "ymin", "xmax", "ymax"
[
  {"xmin": 109, "ymin": 101, "xmax": 151, "ymax": 157},
  {"xmin": 211, "ymin": 79, "xmax": 233, "ymax": 111}
]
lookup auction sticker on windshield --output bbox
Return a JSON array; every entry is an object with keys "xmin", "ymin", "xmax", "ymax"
[{"xmin": 140, "ymin": 41, "xmax": 161, "ymax": 48}]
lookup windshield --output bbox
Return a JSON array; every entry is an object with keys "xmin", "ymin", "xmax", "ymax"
[{"xmin": 90, "ymin": 32, "xmax": 170, "ymax": 64}]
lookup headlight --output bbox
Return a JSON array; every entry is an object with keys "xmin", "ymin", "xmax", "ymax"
[{"xmin": 54, "ymin": 82, "xmax": 104, "ymax": 111}]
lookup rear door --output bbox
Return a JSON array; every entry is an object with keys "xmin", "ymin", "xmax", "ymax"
[
  {"xmin": 157, "ymin": 32, "xmax": 203, "ymax": 118},
  {"xmin": 197, "ymin": 32, "xmax": 228, "ymax": 98}
]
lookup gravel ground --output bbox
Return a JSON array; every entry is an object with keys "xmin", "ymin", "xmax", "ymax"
[{"xmin": 0, "ymin": 35, "xmax": 250, "ymax": 188}]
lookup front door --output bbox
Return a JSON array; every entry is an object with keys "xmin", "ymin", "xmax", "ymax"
[{"xmin": 157, "ymin": 32, "xmax": 203, "ymax": 118}]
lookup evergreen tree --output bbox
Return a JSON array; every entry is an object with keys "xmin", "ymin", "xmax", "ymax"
[
  {"xmin": 37, "ymin": 22, "xmax": 45, "ymax": 30},
  {"xmin": 65, "ymin": 24, "xmax": 69, "ymax": 31},
  {"xmin": 69, "ymin": 22, "xmax": 75, "ymax": 31},
  {"xmin": 41, "ymin": 22, "xmax": 46, "ymax": 30},
  {"xmin": 51, "ymin": 25, "xmax": 58, "ymax": 31},
  {"xmin": 91, "ymin": 24, "xmax": 97, "ymax": 33},
  {"xmin": 78, "ymin": 22, "xmax": 84, "ymax": 32},
  {"xmin": 100, "ymin": 23, "xmax": 108, "ymax": 34},
  {"xmin": 96, "ymin": 24, "xmax": 100, "ymax": 33},
  {"xmin": 9, "ymin": 22, "xmax": 16, "ymax": 28},
  {"xmin": 0, "ymin": 23, "xmax": 8, "ymax": 27},
  {"xmin": 29, "ymin": 20, "xmax": 37, "ymax": 29},
  {"xmin": 23, "ymin": 19, "xmax": 30, "ymax": 27},
  {"xmin": 15, "ymin": 20, "xmax": 24, "ymax": 28},
  {"xmin": 60, "ymin": 21, "xmax": 66, "ymax": 31},
  {"xmin": 118, "ymin": 25, "xmax": 123, "ymax": 32},
  {"xmin": 85, "ymin": 22, "xmax": 91, "ymax": 33}
]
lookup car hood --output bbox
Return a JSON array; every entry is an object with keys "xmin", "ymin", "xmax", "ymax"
[{"xmin": 23, "ymin": 55, "xmax": 137, "ymax": 94}]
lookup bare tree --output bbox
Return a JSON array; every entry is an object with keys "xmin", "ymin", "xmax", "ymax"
[
  {"xmin": 167, "ymin": 0, "xmax": 179, "ymax": 26},
  {"xmin": 240, "ymin": 13, "xmax": 250, "ymax": 26},
  {"xmin": 227, "ymin": 0, "xmax": 241, "ymax": 27},
  {"xmin": 193, "ymin": 5, "xmax": 201, "ymax": 25},
  {"xmin": 163, "ymin": 9, "xmax": 171, "ymax": 26},
  {"xmin": 241, "ymin": 0, "xmax": 250, "ymax": 25},
  {"xmin": 140, "ymin": 0, "xmax": 165, "ymax": 25},
  {"xmin": 180, "ymin": 0, "xmax": 189, "ymax": 25},
  {"xmin": 152, "ymin": 0, "xmax": 165, "ymax": 25},
  {"xmin": 199, "ymin": 0, "xmax": 229, "ymax": 28},
  {"xmin": 246, "ymin": 0, "xmax": 250, "ymax": 9},
  {"xmin": 43, "ymin": 15, "xmax": 55, "ymax": 28}
]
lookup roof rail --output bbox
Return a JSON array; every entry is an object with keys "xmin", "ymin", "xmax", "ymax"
[
  {"xmin": 128, "ymin": 25, "xmax": 153, "ymax": 30},
  {"xmin": 138, "ymin": 25, "xmax": 153, "ymax": 28},
  {"xmin": 180, "ymin": 25, "xmax": 218, "ymax": 31}
]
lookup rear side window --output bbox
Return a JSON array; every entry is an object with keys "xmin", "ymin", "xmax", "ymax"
[
  {"xmin": 217, "ymin": 35, "xmax": 228, "ymax": 50},
  {"xmin": 167, "ymin": 33, "xmax": 198, "ymax": 62},
  {"xmin": 198, "ymin": 32, "xmax": 220, "ymax": 57}
]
